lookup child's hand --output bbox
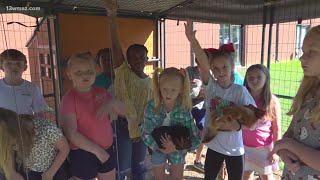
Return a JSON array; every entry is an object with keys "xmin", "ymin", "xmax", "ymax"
[
  {"xmin": 267, "ymin": 152, "xmax": 279, "ymax": 164},
  {"xmin": 96, "ymin": 99, "xmax": 126, "ymax": 120},
  {"xmin": 277, "ymin": 149, "xmax": 301, "ymax": 174},
  {"xmin": 184, "ymin": 19, "xmax": 196, "ymax": 41},
  {"xmin": 159, "ymin": 133, "xmax": 176, "ymax": 154},
  {"xmin": 103, "ymin": 0, "xmax": 118, "ymax": 14},
  {"xmin": 111, "ymin": 99, "xmax": 126, "ymax": 115},
  {"xmin": 94, "ymin": 147, "xmax": 110, "ymax": 163},
  {"xmin": 42, "ymin": 170, "xmax": 54, "ymax": 180}
]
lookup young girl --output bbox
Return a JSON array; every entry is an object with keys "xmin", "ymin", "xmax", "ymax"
[
  {"xmin": 0, "ymin": 107, "xmax": 69, "ymax": 180},
  {"xmin": 59, "ymin": 52, "xmax": 125, "ymax": 180},
  {"xmin": 185, "ymin": 20, "xmax": 256, "ymax": 180},
  {"xmin": 243, "ymin": 64, "xmax": 281, "ymax": 180},
  {"xmin": 94, "ymin": 48, "xmax": 114, "ymax": 92},
  {"xmin": 142, "ymin": 67, "xmax": 200, "ymax": 180},
  {"xmin": 104, "ymin": 1, "xmax": 153, "ymax": 179},
  {"xmin": 271, "ymin": 25, "xmax": 320, "ymax": 179}
]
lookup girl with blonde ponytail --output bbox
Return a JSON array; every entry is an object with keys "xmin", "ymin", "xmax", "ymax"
[
  {"xmin": 142, "ymin": 67, "xmax": 200, "ymax": 180},
  {"xmin": 272, "ymin": 25, "xmax": 320, "ymax": 178}
]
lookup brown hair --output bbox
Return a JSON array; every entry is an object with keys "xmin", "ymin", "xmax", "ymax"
[
  {"xmin": 244, "ymin": 64, "xmax": 277, "ymax": 120},
  {"xmin": 0, "ymin": 49, "xmax": 27, "ymax": 66}
]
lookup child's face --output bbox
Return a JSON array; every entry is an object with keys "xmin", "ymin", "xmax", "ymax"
[
  {"xmin": 210, "ymin": 56, "xmax": 233, "ymax": 85},
  {"xmin": 300, "ymin": 31, "xmax": 320, "ymax": 78},
  {"xmin": 160, "ymin": 76, "xmax": 182, "ymax": 106},
  {"xmin": 246, "ymin": 68, "xmax": 266, "ymax": 92},
  {"xmin": 0, "ymin": 59, "xmax": 27, "ymax": 80},
  {"xmin": 128, "ymin": 49, "xmax": 148, "ymax": 73},
  {"xmin": 68, "ymin": 61, "xmax": 96, "ymax": 91}
]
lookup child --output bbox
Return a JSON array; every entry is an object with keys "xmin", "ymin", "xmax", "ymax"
[
  {"xmin": 0, "ymin": 49, "xmax": 47, "ymax": 117},
  {"xmin": 186, "ymin": 53, "xmax": 207, "ymax": 172},
  {"xmin": 94, "ymin": 48, "xmax": 114, "ymax": 92},
  {"xmin": 59, "ymin": 52, "xmax": 125, "ymax": 180},
  {"xmin": 142, "ymin": 67, "xmax": 200, "ymax": 180},
  {"xmin": 104, "ymin": 1, "xmax": 153, "ymax": 179},
  {"xmin": 271, "ymin": 25, "xmax": 320, "ymax": 178},
  {"xmin": 242, "ymin": 64, "xmax": 281, "ymax": 180},
  {"xmin": 0, "ymin": 107, "xmax": 69, "ymax": 180},
  {"xmin": 185, "ymin": 20, "xmax": 256, "ymax": 180}
]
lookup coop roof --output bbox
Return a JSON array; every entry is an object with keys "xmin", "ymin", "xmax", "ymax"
[{"xmin": 1, "ymin": 0, "xmax": 319, "ymax": 24}]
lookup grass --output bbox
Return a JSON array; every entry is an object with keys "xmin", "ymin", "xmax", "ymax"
[{"xmin": 238, "ymin": 60, "xmax": 303, "ymax": 135}]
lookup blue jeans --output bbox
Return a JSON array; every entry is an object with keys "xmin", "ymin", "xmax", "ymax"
[{"xmin": 112, "ymin": 117, "xmax": 147, "ymax": 180}]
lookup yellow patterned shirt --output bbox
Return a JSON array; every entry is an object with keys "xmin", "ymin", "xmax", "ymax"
[{"xmin": 114, "ymin": 62, "xmax": 153, "ymax": 138}]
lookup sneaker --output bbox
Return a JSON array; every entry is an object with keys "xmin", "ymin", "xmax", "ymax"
[{"xmin": 193, "ymin": 161, "xmax": 204, "ymax": 172}]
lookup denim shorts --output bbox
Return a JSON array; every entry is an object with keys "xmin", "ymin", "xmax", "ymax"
[{"xmin": 151, "ymin": 150, "xmax": 187, "ymax": 166}]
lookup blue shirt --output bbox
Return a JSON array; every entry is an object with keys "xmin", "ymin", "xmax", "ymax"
[{"xmin": 94, "ymin": 74, "xmax": 112, "ymax": 89}]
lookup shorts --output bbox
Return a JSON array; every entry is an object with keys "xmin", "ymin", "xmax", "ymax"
[
  {"xmin": 151, "ymin": 150, "xmax": 187, "ymax": 166},
  {"xmin": 191, "ymin": 108, "xmax": 206, "ymax": 130},
  {"xmin": 244, "ymin": 144, "xmax": 279, "ymax": 175},
  {"xmin": 69, "ymin": 147, "xmax": 115, "ymax": 179}
]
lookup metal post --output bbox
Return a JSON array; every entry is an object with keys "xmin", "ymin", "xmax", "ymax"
[
  {"xmin": 190, "ymin": 21, "xmax": 195, "ymax": 66},
  {"xmin": 158, "ymin": 19, "xmax": 162, "ymax": 68},
  {"xmin": 267, "ymin": 5, "xmax": 275, "ymax": 69},
  {"xmin": 275, "ymin": 22, "xmax": 279, "ymax": 63},
  {"xmin": 53, "ymin": 14, "xmax": 64, "ymax": 100},
  {"xmin": 47, "ymin": 17, "xmax": 59, "ymax": 124},
  {"xmin": 261, "ymin": 5, "xmax": 267, "ymax": 65},
  {"xmin": 163, "ymin": 19, "xmax": 166, "ymax": 68}
]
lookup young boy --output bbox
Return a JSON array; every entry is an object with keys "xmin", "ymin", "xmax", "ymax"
[{"xmin": 0, "ymin": 49, "xmax": 47, "ymax": 116}]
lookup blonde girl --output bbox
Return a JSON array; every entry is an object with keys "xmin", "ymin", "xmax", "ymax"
[
  {"xmin": 142, "ymin": 67, "xmax": 200, "ymax": 180},
  {"xmin": 0, "ymin": 107, "xmax": 69, "ymax": 180},
  {"xmin": 272, "ymin": 25, "xmax": 320, "ymax": 179}
]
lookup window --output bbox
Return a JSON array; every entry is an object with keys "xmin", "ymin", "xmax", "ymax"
[
  {"xmin": 40, "ymin": 53, "xmax": 53, "ymax": 79},
  {"xmin": 219, "ymin": 24, "xmax": 242, "ymax": 65},
  {"xmin": 295, "ymin": 25, "xmax": 309, "ymax": 59}
]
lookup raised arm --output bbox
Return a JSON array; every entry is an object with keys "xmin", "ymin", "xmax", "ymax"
[
  {"xmin": 184, "ymin": 20, "xmax": 211, "ymax": 84},
  {"xmin": 104, "ymin": 0, "xmax": 125, "ymax": 69}
]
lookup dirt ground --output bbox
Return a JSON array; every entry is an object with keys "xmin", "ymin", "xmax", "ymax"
[{"xmin": 144, "ymin": 146, "xmax": 283, "ymax": 180}]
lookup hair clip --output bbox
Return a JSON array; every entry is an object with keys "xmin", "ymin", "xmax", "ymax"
[{"xmin": 179, "ymin": 68, "xmax": 186, "ymax": 77}]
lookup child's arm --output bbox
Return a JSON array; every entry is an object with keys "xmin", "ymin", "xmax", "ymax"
[
  {"xmin": 104, "ymin": 0, "xmax": 125, "ymax": 69},
  {"xmin": 60, "ymin": 114, "xmax": 109, "ymax": 163},
  {"xmin": 184, "ymin": 20, "xmax": 211, "ymax": 85},
  {"xmin": 42, "ymin": 136, "xmax": 69, "ymax": 179},
  {"xmin": 141, "ymin": 101, "xmax": 159, "ymax": 151},
  {"xmin": 273, "ymin": 138, "xmax": 320, "ymax": 171},
  {"xmin": 272, "ymin": 95, "xmax": 282, "ymax": 142}
]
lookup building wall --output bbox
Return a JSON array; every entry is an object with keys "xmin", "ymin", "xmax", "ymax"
[{"xmin": 165, "ymin": 18, "xmax": 320, "ymax": 69}]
